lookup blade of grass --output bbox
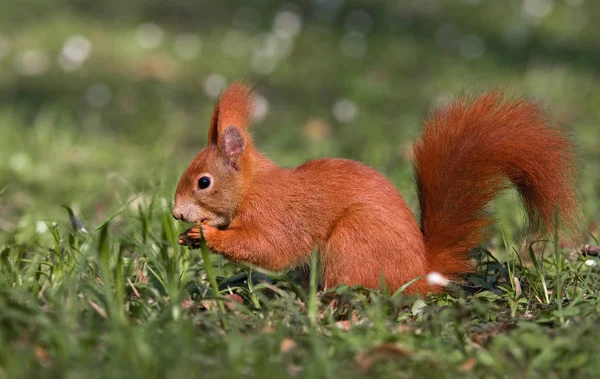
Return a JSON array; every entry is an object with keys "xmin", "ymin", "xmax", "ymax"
[
  {"xmin": 199, "ymin": 228, "xmax": 225, "ymax": 314},
  {"xmin": 392, "ymin": 276, "xmax": 422, "ymax": 298},
  {"xmin": 308, "ymin": 249, "xmax": 319, "ymax": 327},
  {"xmin": 528, "ymin": 241, "xmax": 550, "ymax": 305}
]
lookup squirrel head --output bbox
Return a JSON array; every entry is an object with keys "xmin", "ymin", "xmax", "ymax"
[{"xmin": 173, "ymin": 81, "xmax": 254, "ymax": 227}]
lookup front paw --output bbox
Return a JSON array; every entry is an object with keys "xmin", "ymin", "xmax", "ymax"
[
  {"xmin": 200, "ymin": 223, "xmax": 220, "ymax": 246},
  {"xmin": 178, "ymin": 225, "xmax": 202, "ymax": 248}
]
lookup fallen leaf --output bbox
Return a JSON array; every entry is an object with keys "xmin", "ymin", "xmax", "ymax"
[
  {"xmin": 336, "ymin": 320, "xmax": 351, "ymax": 331},
  {"xmin": 181, "ymin": 299, "xmax": 194, "ymax": 310},
  {"xmin": 135, "ymin": 258, "xmax": 148, "ymax": 284},
  {"xmin": 355, "ymin": 343, "xmax": 413, "ymax": 373},
  {"xmin": 35, "ymin": 345, "xmax": 50, "ymax": 365},
  {"xmin": 582, "ymin": 245, "xmax": 600, "ymax": 256},
  {"xmin": 224, "ymin": 294, "xmax": 245, "ymax": 311},
  {"xmin": 128, "ymin": 278, "xmax": 141, "ymax": 298},
  {"xmin": 458, "ymin": 357, "xmax": 477, "ymax": 372},
  {"xmin": 280, "ymin": 338, "xmax": 297, "ymax": 354},
  {"xmin": 200, "ymin": 300, "xmax": 218, "ymax": 311},
  {"xmin": 471, "ymin": 323, "xmax": 514, "ymax": 346},
  {"xmin": 88, "ymin": 299, "xmax": 107, "ymax": 319},
  {"xmin": 513, "ymin": 277, "xmax": 522, "ymax": 298}
]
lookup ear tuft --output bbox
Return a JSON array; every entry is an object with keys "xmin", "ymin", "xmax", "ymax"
[
  {"xmin": 207, "ymin": 80, "xmax": 254, "ymax": 147},
  {"xmin": 222, "ymin": 126, "xmax": 246, "ymax": 169},
  {"xmin": 218, "ymin": 81, "xmax": 254, "ymax": 130},
  {"xmin": 207, "ymin": 98, "xmax": 220, "ymax": 145}
]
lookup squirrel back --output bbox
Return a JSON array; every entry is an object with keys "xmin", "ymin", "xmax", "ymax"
[{"xmin": 174, "ymin": 82, "xmax": 580, "ymax": 294}]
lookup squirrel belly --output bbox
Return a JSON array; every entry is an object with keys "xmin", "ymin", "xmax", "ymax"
[{"xmin": 173, "ymin": 81, "xmax": 580, "ymax": 295}]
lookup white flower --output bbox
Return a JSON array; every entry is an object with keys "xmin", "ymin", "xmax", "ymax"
[
  {"xmin": 427, "ymin": 272, "xmax": 450, "ymax": 287},
  {"xmin": 584, "ymin": 259, "xmax": 597, "ymax": 268}
]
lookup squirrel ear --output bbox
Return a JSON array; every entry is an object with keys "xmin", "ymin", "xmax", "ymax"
[{"xmin": 220, "ymin": 126, "xmax": 246, "ymax": 169}]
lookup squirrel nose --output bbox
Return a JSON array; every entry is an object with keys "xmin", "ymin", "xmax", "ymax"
[{"xmin": 172, "ymin": 212, "xmax": 183, "ymax": 221}]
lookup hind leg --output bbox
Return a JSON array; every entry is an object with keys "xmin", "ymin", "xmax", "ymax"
[{"xmin": 320, "ymin": 208, "xmax": 429, "ymax": 294}]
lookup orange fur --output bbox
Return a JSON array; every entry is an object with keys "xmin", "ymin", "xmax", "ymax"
[
  {"xmin": 413, "ymin": 92, "xmax": 579, "ymax": 280},
  {"xmin": 173, "ymin": 82, "xmax": 580, "ymax": 295},
  {"xmin": 208, "ymin": 80, "xmax": 254, "ymax": 144}
]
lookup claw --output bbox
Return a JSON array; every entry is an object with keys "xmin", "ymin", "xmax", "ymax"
[{"xmin": 178, "ymin": 225, "xmax": 203, "ymax": 248}]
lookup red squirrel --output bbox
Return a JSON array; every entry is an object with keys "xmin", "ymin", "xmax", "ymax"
[{"xmin": 173, "ymin": 81, "xmax": 579, "ymax": 295}]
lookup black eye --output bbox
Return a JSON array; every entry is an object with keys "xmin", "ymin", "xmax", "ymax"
[{"xmin": 197, "ymin": 176, "xmax": 211, "ymax": 190}]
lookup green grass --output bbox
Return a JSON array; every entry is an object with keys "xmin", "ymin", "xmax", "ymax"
[
  {"xmin": 1, "ymin": 202, "xmax": 599, "ymax": 378},
  {"xmin": 1, "ymin": 1, "xmax": 600, "ymax": 378}
]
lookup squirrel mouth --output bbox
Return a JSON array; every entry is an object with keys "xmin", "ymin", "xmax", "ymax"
[{"xmin": 200, "ymin": 216, "xmax": 231, "ymax": 230}]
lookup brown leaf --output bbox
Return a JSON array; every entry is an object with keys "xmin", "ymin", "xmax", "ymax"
[
  {"xmin": 181, "ymin": 299, "xmax": 194, "ymax": 310},
  {"xmin": 225, "ymin": 294, "xmax": 244, "ymax": 311},
  {"xmin": 88, "ymin": 299, "xmax": 107, "ymax": 319},
  {"xmin": 471, "ymin": 323, "xmax": 514, "ymax": 346},
  {"xmin": 227, "ymin": 294, "xmax": 244, "ymax": 304},
  {"xmin": 335, "ymin": 320, "xmax": 351, "ymax": 331},
  {"xmin": 355, "ymin": 343, "xmax": 413, "ymax": 373},
  {"xmin": 582, "ymin": 245, "xmax": 600, "ymax": 256},
  {"xmin": 200, "ymin": 300, "xmax": 218, "ymax": 311},
  {"xmin": 458, "ymin": 357, "xmax": 477, "ymax": 372},
  {"xmin": 513, "ymin": 277, "xmax": 522, "ymax": 298},
  {"xmin": 135, "ymin": 258, "xmax": 148, "ymax": 284},
  {"xmin": 128, "ymin": 278, "xmax": 141, "ymax": 298},
  {"xmin": 280, "ymin": 338, "xmax": 297, "ymax": 354},
  {"xmin": 35, "ymin": 345, "xmax": 51, "ymax": 366},
  {"xmin": 351, "ymin": 311, "xmax": 360, "ymax": 324}
]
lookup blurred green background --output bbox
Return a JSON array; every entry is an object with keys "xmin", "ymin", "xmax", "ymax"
[{"xmin": 1, "ymin": 0, "xmax": 599, "ymax": 238}]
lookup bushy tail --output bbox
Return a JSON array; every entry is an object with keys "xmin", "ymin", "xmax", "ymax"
[{"xmin": 412, "ymin": 91, "xmax": 579, "ymax": 276}]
